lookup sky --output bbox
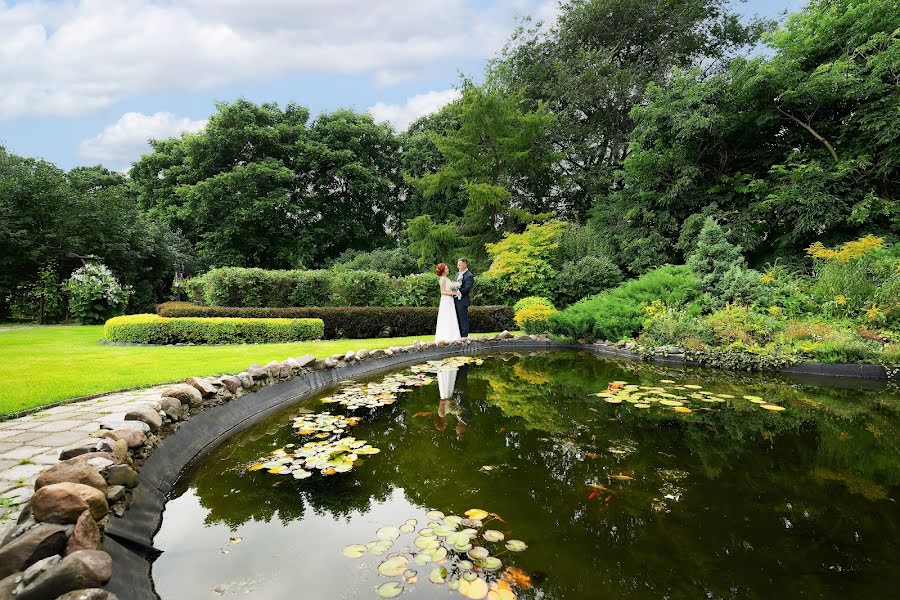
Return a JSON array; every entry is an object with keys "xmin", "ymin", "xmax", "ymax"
[{"xmin": 0, "ymin": 0, "xmax": 802, "ymax": 172}]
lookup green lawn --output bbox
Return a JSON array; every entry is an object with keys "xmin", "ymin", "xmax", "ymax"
[{"xmin": 1, "ymin": 326, "xmax": 482, "ymax": 416}]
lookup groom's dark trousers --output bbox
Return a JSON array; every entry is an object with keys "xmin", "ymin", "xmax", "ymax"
[{"xmin": 454, "ymin": 270, "xmax": 475, "ymax": 337}]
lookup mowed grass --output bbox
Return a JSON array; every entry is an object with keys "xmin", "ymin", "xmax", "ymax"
[{"xmin": 1, "ymin": 326, "xmax": 478, "ymax": 416}]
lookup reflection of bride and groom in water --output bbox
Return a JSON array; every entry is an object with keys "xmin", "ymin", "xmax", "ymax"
[{"xmin": 434, "ymin": 364, "xmax": 471, "ymax": 436}]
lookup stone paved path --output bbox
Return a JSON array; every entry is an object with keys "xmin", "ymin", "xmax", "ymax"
[{"xmin": 0, "ymin": 387, "xmax": 167, "ymax": 539}]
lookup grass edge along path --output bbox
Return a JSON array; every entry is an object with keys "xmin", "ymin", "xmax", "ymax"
[{"xmin": 1, "ymin": 326, "xmax": 499, "ymax": 416}]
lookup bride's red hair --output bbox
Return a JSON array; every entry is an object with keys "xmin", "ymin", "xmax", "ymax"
[{"xmin": 435, "ymin": 263, "xmax": 448, "ymax": 276}]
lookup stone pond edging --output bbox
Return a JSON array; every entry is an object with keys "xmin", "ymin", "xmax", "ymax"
[{"xmin": 1, "ymin": 333, "xmax": 895, "ymax": 600}]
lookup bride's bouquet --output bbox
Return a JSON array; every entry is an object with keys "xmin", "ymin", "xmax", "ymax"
[{"xmin": 447, "ymin": 280, "xmax": 461, "ymax": 292}]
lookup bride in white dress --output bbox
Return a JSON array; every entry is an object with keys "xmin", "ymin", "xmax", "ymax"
[{"xmin": 434, "ymin": 263, "xmax": 461, "ymax": 342}]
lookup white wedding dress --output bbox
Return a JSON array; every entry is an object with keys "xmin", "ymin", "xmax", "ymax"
[{"xmin": 435, "ymin": 275, "xmax": 461, "ymax": 343}]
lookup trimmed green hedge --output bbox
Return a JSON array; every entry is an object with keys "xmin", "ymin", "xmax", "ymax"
[
  {"xmin": 104, "ymin": 314, "xmax": 325, "ymax": 345},
  {"xmin": 184, "ymin": 267, "xmax": 503, "ymax": 308},
  {"xmin": 156, "ymin": 302, "xmax": 515, "ymax": 339}
]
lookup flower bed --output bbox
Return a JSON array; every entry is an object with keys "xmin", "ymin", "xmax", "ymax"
[{"xmin": 103, "ymin": 314, "xmax": 324, "ymax": 345}]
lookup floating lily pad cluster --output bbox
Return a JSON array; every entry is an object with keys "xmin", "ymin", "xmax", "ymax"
[
  {"xmin": 248, "ymin": 357, "xmax": 483, "ymax": 479},
  {"xmin": 321, "ymin": 372, "xmax": 434, "ymax": 410},
  {"xmin": 409, "ymin": 356, "xmax": 485, "ymax": 375},
  {"xmin": 594, "ymin": 380, "xmax": 786, "ymax": 413},
  {"xmin": 292, "ymin": 412, "xmax": 361, "ymax": 436},
  {"xmin": 248, "ymin": 437, "xmax": 381, "ymax": 479},
  {"xmin": 343, "ymin": 508, "xmax": 530, "ymax": 599}
]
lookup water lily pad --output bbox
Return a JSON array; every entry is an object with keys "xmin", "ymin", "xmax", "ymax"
[
  {"xmin": 462, "ymin": 571, "xmax": 478, "ymax": 582},
  {"xmin": 377, "ymin": 582, "xmax": 404, "ymax": 598},
  {"xmin": 378, "ymin": 555, "xmax": 409, "ymax": 577},
  {"xmin": 658, "ymin": 399, "xmax": 683, "ymax": 407},
  {"xmin": 483, "ymin": 530, "xmax": 505, "ymax": 542},
  {"xmin": 760, "ymin": 403, "xmax": 785, "ymax": 411},
  {"xmin": 415, "ymin": 536, "xmax": 440, "ymax": 550},
  {"xmin": 505, "ymin": 540, "xmax": 527, "ymax": 552},
  {"xmin": 342, "ymin": 544, "xmax": 368, "ymax": 558},
  {"xmin": 414, "ymin": 552, "xmax": 432, "ymax": 565},
  {"xmin": 377, "ymin": 526, "xmax": 401, "ymax": 540},
  {"xmin": 476, "ymin": 556, "xmax": 502, "ymax": 570},
  {"xmin": 426, "ymin": 510, "xmax": 445, "ymax": 521},
  {"xmin": 448, "ymin": 580, "xmax": 460, "ymax": 591},
  {"xmin": 429, "ymin": 546, "xmax": 448, "ymax": 562},
  {"xmin": 634, "ymin": 403, "xmax": 651, "ymax": 409},
  {"xmin": 429, "ymin": 566, "xmax": 449, "ymax": 584},
  {"xmin": 683, "ymin": 384, "xmax": 703, "ymax": 389},
  {"xmin": 248, "ymin": 463, "xmax": 265, "ymax": 471},
  {"xmin": 464, "ymin": 508, "xmax": 490, "ymax": 521},
  {"xmin": 468, "ymin": 546, "xmax": 490, "ymax": 560},
  {"xmin": 443, "ymin": 515, "xmax": 463, "ymax": 526},
  {"xmin": 400, "ymin": 524, "xmax": 415, "ymax": 534},
  {"xmin": 743, "ymin": 395, "xmax": 763, "ymax": 402},
  {"xmin": 604, "ymin": 398, "xmax": 623, "ymax": 404},
  {"xmin": 459, "ymin": 576, "xmax": 489, "ymax": 599},
  {"xmin": 673, "ymin": 406, "xmax": 692, "ymax": 413},
  {"xmin": 457, "ymin": 560, "xmax": 474, "ymax": 571}
]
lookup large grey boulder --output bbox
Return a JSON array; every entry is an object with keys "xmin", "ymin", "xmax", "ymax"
[
  {"xmin": 14, "ymin": 550, "xmax": 111, "ymax": 600},
  {"xmin": 34, "ymin": 462, "xmax": 106, "ymax": 495},
  {"xmin": 186, "ymin": 377, "xmax": 217, "ymax": 398},
  {"xmin": 160, "ymin": 384, "xmax": 203, "ymax": 406},
  {"xmin": 31, "ymin": 483, "xmax": 108, "ymax": 524},
  {"xmin": 124, "ymin": 406, "xmax": 161, "ymax": 432},
  {"xmin": 0, "ymin": 523, "xmax": 71, "ymax": 579}
]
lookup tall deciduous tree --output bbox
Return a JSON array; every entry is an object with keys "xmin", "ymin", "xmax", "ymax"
[
  {"xmin": 408, "ymin": 78, "xmax": 556, "ymax": 255},
  {"xmin": 492, "ymin": 0, "xmax": 769, "ymax": 220}
]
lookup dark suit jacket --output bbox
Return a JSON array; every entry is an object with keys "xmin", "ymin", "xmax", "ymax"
[{"xmin": 455, "ymin": 270, "xmax": 474, "ymax": 307}]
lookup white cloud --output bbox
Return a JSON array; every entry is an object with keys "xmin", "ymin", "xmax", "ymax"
[
  {"xmin": 0, "ymin": 0, "xmax": 546, "ymax": 120},
  {"xmin": 368, "ymin": 88, "xmax": 461, "ymax": 132},
  {"xmin": 78, "ymin": 111, "xmax": 207, "ymax": 163}
]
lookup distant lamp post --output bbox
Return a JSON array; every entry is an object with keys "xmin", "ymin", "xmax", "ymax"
[{"xmin": 172, "ymin": 264, "xmax": 185, "ymax": 302}]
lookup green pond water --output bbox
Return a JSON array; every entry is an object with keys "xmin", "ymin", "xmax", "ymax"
[{"xmin": 152, "ymin": 351, "xmax": 900, "ymax": 600}]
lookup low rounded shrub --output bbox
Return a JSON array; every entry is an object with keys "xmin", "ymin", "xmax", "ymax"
[
  {"xmin": 66, "ymin": 263, "xmax": 131, "ymax": 324},
  {"xmin": 104, "ymin": 314, "xmax": 324, "ymax": 344},
  {"xmin": 549, "ymin": 265, "xmax": 700, "ymax": 342},
  {"xmin": 515, "ymin": 303, "xmax": 557, "ymax": 334},
  {"xmin": 513, "ymin": 296, "xmax": 555, "ymax": 313},
  {"xmin": 553, "ymin": 256, "xmax": 622, "ymax": 307},
  {"xmin": 397, "ymin": 273, "xmax": 439, "ymax": 307}
]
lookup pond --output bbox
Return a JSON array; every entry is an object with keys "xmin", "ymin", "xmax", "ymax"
[{"xmin": 152, "ymin": 351, "xmax": 900, "ymax": 600}]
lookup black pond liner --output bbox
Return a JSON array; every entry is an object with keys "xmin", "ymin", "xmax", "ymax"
[{"xmin": 101, "ymin": 340, "xmax": 894, "ymax": 599}]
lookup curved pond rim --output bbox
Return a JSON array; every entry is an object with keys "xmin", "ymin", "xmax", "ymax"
[{"xmin": 99, "ymin": 339, "xmax": 896, "ymax": 600}]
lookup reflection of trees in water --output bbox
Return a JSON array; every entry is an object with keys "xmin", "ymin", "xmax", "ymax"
[{"xmin": 182, "ymin": 352, "xmax": 900, "ymax": 598}]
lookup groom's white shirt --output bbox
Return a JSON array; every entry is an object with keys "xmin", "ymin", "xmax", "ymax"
[{"xmin": 455, "ymin": 270, "xmax": 465, "ymax": 299}]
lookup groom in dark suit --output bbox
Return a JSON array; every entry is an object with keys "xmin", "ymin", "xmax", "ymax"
[{"xmin": 454, "ymin": 258, "xmax": 475, "ymax": 338}]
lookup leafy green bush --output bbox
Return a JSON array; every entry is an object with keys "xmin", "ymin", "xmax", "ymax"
[
  {"xmin": 513, "ymin": 296, "xmax": 555, "ymax": 313},
  {"xmin": 549, "ymin": 265, "xmax": 700, "ymax": 342},
  {"xmin": 156, "ymin": 302, "xmax": 514, "ymax": 339},
  {"xmin": 330, "ymin": 270, "xmax": 397, "ymax": 307},
  {"xmin": 104, "ymin": 314, "xmax": 324, "ymax": 344},
  {"xmin": 703, "ymin": 304, "xmax": 784, "ymax": 347},
  {"xmin": 515, "ymin": 304, "xmax": 557, "ymax": 334},
  {"xmin": 808, "ymin": 236, "xmax": 900, "ymax": 328},
  {"xmin": 65, "ymin": 263, "xmax": 131, "ymax": 324},
  {"xmin": 396, "ymin": 273, "xmax": 439, "ymax": 307},
  {"xmin": 486, "ymin": 220, "xmax": 567, "ymax": 301},
  {"xmin": 638, "ymin": 302, "xmax": 713, "ymax": 347},
  {"xmin": 472, "ymin": 273, "xmax": 508, "ymax": 306},
  {"xmin": 331, "ymin": 247, "xmax": 419, "ymax": 277},
  {"xmin": 799, "ymin": 330, "xmax": 880, "ymax": 363},
  {"xmin": 553, "ymin": 255, "xmax": 623, "ymax": 307}
]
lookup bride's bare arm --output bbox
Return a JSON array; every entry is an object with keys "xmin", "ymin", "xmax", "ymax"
[{"xmin": 440, "ymin": 277, "xmax": 456, "ymax": 296}]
